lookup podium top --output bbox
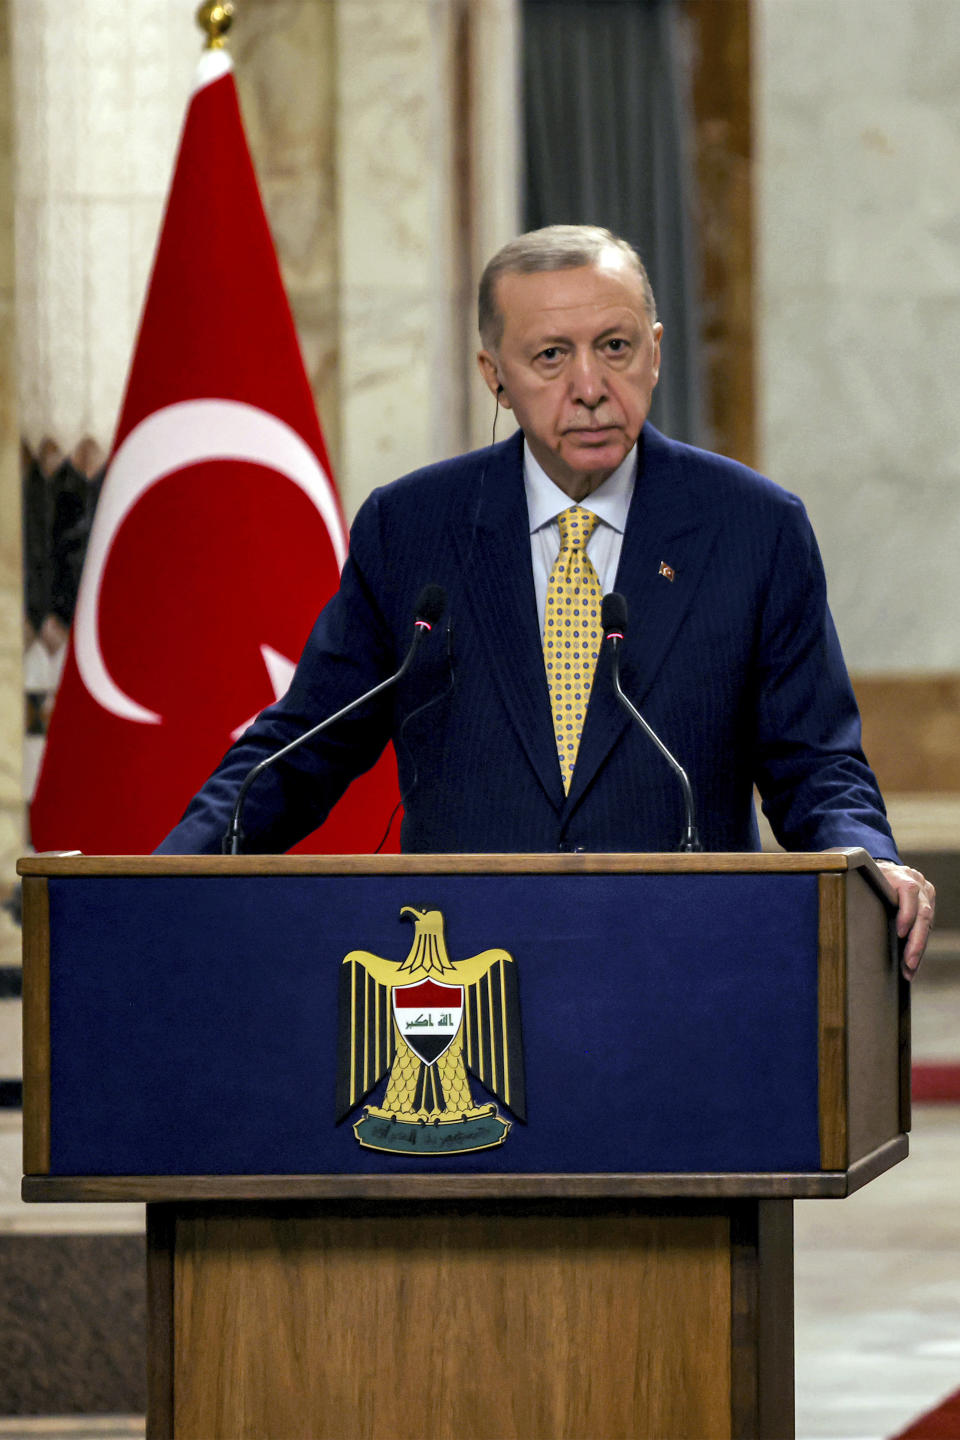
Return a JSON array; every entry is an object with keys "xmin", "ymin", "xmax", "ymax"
[
  {"xmin": 19, "ymin": 843, "xmax": 905, "ymax": 1200},
  {"xmin": 17, "ymin": 845, "xmax": 894, "ymax": 897}
]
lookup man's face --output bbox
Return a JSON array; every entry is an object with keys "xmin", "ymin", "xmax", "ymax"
[{"xmin": 477, "ymin": 257, "xmax": 663, "ymax": 500}]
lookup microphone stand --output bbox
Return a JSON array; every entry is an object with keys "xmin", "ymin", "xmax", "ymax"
[
  {"xmin": 606, "ymin": 635, "xmax": 703, "ymax": 853},
  {"xmin": 222, "ymin": 613, "xmax": 438, "ymax": 855}
]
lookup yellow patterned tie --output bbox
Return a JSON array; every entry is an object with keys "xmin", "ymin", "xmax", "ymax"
[{"xmin": 543, "ymin": 505, "xmax": 603, "ymax": 793}]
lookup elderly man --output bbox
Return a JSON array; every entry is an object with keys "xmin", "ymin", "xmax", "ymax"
[{"xmin": 158, "ymin": 225, "xmax": 934, "ymax": 973}]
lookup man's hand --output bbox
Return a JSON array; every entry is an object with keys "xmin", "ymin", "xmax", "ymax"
[{"xmin": 876, "ymin": 861, "xmax": 936, "ymax": 979}]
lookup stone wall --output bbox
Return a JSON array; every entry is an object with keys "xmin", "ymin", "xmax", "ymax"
[{"xmin": 756, "ymin": 0, "xmax": 960, "ymax": 675}]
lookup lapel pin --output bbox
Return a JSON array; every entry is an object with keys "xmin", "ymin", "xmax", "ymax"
[{"xmin": 658, "ymin": 561, "xmax": 676, "ymax": 582}]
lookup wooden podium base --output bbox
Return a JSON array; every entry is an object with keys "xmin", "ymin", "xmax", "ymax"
[{"xmin": 146, "ymin": 1197, "xmax": 794, "ymax": 1440}]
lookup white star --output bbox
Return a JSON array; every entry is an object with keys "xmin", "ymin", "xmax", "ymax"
[{"xmin": 231, "ymin": 645, "xmax": 297, "ymax": 740}]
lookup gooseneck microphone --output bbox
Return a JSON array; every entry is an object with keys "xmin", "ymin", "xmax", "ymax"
[
  {"xmin": 222, "ymin": 584, "xmax": 446, "ymax": 855},
  {"xmin": 601, "ymin": 592, "xmax": 703, "ymax": 853}
]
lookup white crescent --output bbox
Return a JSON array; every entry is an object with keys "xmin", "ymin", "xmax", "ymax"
[{"xmin": 74, "ymin": 399, "xmax": 348, "ymax": 725}]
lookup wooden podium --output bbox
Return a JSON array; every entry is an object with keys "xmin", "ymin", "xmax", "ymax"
[{"xmin": 19, "ymin": 851, "xmax": 908, "ymax": 1440}]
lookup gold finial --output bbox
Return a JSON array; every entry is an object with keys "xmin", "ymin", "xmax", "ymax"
[{"xmin": 196, "ymin": 2, "xmax": 235, "ymax": 50}]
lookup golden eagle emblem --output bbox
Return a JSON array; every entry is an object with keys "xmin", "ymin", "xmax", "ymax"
[{"xmin": 336, "ymin": 905, "xmax": 525, "ymax": 1155}]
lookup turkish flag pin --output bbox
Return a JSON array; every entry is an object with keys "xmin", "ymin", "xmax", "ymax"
[{"xmin": 658, "ymin": 561, "xmax": 676, "ymax": 582}]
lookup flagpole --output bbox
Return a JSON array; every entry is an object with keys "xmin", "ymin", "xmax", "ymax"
[{"xmin": 196, "ymin": 2, "xmax": 235, "ymax": 49}]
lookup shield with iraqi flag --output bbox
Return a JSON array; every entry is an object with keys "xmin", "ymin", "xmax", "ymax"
[{"xmin": 392, "ymin": 977, "xmax": 464, "ymax": 1066}]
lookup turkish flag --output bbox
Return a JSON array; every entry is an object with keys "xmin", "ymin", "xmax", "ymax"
[{"xmin": 29, "ymin": 52, "xmax": 400, "ymax": 856}]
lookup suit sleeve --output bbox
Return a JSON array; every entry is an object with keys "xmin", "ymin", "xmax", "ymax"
[
  {"xmin": 155, "ymin": 494, "xmax": 397, "ymax": 854},
  {"xmin": 752, "ymin": 496, "xmax": 899, "ymax": 861}
]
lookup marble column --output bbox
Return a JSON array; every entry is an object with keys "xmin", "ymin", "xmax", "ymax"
[
  {"xmin": 335, "ymin": 0, "xmax": 520, "ymax": 517},
  {"xmin": 11, "ymin": 0, "xmax": 197, "ymax": 825},
  {"xmin": 756, "ymin": 0, "xmax": 960, "ymax": 674},
  {"xmin": 231, "ymin": 0, "xmax": 341, "ymax": 481}
]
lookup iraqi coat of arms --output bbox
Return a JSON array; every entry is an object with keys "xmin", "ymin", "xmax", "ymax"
[{"xmin": 335, "ymin": 905, "xmax": 525, "ymax": 1155}]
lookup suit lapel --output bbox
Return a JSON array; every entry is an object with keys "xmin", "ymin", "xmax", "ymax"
[
  {"xmin": 565, "ymin": 426, "xmax": 723, "ymax": 815},
  {"xmin": 454, "ymin": 433, "xmax": 566, "ymax": 809}
]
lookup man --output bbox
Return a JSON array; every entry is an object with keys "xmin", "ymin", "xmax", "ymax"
[{"xmin": 158, "ymin": 225, "xmax": 934, "ymax": 973}]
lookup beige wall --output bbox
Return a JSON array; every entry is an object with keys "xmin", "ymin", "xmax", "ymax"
[{"xmin": 756, "ymin": 0, "xmax": 960, "ymax": 675}]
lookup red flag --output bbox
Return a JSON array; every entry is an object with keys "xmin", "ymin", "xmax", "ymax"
[{"xmin": 30, "ymin": 52, "xmax": 400, "ymax": 856}]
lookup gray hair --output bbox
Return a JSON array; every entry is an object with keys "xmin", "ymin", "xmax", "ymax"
[{"xmin": 478, "ymin": 224, "xmax": 657, "ymax": 349}]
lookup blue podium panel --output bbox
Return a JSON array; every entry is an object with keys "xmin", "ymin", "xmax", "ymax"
[{"xmin": 47, "ymin": 872, "xmax": 821, "ymax": 1175}]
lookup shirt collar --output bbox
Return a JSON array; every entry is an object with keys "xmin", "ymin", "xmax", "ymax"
[{"xmin": 523, "ymin": 439, "xmax": 637, "ymax": 536}]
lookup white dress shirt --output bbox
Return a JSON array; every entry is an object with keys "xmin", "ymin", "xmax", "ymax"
[{"xmin": 524, "ymin": 440, "xmax": 637, "ymax": 637}]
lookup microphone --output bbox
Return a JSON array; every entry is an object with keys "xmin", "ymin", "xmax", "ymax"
[
  {"xmin": 601, "ymin": 592, "xmax": 702, "ymax": 853},
  {"xmin": 222, "ymin": 584, "xmax": 447, "ymax": 855}
]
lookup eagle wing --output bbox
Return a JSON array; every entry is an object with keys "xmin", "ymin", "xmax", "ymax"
[
  {"xmin": 335, "ymin": 951, "xmax": 400, "ymax": 1121},
  {"xmin": 460, "ymin": 949, "xmax": 526, "ymax": 1121}
]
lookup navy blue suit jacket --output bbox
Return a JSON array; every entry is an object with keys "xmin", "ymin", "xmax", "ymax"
[{"xmin": 157, "ymin": 425, "xmax": 898, "ymax": 859}]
